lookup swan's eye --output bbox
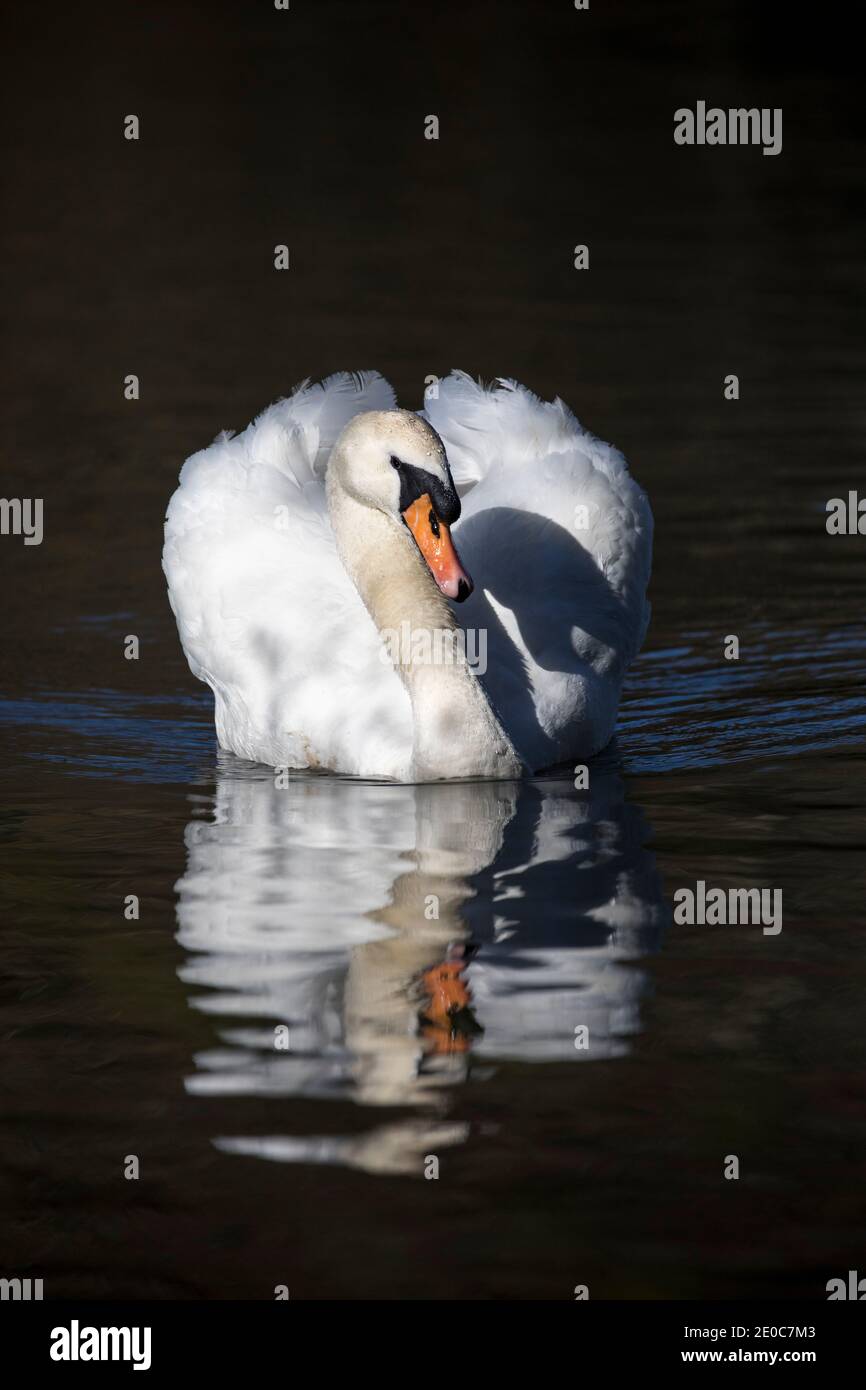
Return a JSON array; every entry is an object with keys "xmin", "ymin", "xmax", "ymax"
[
  {"xmin": 429, "ymin": 509, "xmax": 440, "ymax": 538},
  {"xmin": 391, "ymin": 456, "xmax": 460, "ymax": 524}
]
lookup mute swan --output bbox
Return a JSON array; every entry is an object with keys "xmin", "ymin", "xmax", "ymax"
[{"xmin": 163, "ymin": 371, "xmax": 652, "ymax": 781}]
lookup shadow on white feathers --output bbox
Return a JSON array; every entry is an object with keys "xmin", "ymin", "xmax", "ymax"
[{"xmin": 163, "ymin": 370, "xmax": 653, "ymax": 781}]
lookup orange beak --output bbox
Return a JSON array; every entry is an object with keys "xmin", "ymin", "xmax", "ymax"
[{"xmin": 402, "ymin": 493, "xmax": 473, "ymax": 601}]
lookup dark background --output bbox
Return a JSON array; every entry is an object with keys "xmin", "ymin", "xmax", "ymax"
[{"xmin": 1, "ymin": 0, "xmax": 863, "ymax": 697}]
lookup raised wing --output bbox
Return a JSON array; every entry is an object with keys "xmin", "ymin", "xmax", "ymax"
[
  {"xmin": 163, "ymin": 371, "xmax": 413, "ymax": 775},
  {"xmin": 423, "ymin": 371, "xmax": 653, "ymax": 768}
]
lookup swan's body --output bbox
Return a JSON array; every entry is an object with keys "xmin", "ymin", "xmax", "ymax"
[{"xmin": 163, "ymin": 371, "xmax": 652, "ymax": 780}]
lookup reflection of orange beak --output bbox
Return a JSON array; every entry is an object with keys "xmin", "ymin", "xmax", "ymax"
[
  {"xmin": 419, "ymin": 958, "xmax": 476, "ymax": 1055},
  {"xmin": 421, "ymin": 960, "xmax": 474, "ymax": 1019},
  {"xmin": 402, "ymin": 493, "xmax": 473, "ymax": 601}
]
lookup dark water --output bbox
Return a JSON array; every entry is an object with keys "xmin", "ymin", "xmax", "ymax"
[{"xmin": 1, "ymin": 1, "xmax": 864, "ymax": 1298}]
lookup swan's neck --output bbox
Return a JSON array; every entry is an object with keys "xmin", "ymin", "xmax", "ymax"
[{"xmin": 327, "ymin": 478, "xmax": 522, "ymax": 780}]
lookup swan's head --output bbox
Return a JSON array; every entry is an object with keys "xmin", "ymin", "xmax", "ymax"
[{"xmin": 329, "ymin": 409, "xmax": 473, "ymax": 601}]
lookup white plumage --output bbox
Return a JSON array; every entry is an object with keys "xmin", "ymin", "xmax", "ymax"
[{"xmin": 163, "ymin": 370, "xmax": 652, "ymax": 779}]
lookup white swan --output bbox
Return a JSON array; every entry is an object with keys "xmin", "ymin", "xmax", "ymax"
[{"xmin": 163, "ymin": 371, "xmax": 652, "ymax": 780}]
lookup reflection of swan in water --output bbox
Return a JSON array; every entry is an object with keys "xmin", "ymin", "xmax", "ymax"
[{"xmin": 174, "ymin": 757, "xmax": 665, "ymax": 1174}]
